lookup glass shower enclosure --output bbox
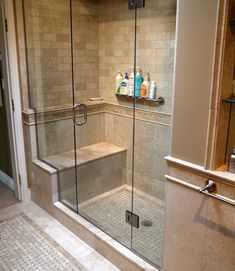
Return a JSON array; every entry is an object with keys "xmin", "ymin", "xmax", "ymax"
[{"xmin": 23, "ymin": 0, "xmax": 176, "ymax": 267}]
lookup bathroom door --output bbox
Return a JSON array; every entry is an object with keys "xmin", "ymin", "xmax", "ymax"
[{"xmin": 71, "ymin": 0, "xmax": 136, "ymax": 251}]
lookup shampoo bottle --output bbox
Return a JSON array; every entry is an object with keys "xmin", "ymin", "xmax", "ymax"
[
  {"xmin": 140, "ymin": 73, "xmax": 150, "ymax": 98},
  {"xmin": 149, "ymin": 81, "xmax": 156, "ymax": 99},
  {"xmin": 128, "ymin": 69, "xmax": 135, "ymax": 96},
  {"xmin": 115, "ymin": 71, "xmax": 122, "ymax": 94},
  {"xmin": 135, "ymin": 68, "xmax": 143, "ymax": 97},
  {"xmin": 120, "ymin": 73, "xmax": 129, "ymax": 95}
]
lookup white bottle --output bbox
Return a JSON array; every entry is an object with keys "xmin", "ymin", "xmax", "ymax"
[
  {"xmin": 120, "ymin": 73, "xmax": 129, "ymax": 95},
  {"xmin": 149, "ymin": 81, "xmax": 156, "ymax": 99},
  {"xmin": 128, "ymin": 69, "xmax": 135, "ymax": 96},
  {"xmin": 115, "ymin": 71, "xmax": 123, "ymax": 94}
]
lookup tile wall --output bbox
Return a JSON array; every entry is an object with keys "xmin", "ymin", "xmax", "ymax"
[
  {"xmin": 24, "ymin": 0, "xmax": 176, "ymax": 112},
  {"xmin": 98, "ymin": 0, "xmax": 176, "ymax": 114},
  {"xmin": 27, "ymin": 103, "xmax": 170, "ymax": 200},
  {"xmin": 21, "ymin": 0, "xmax": 176, "ymax": 200},
  {"xmin": 24, "ymin": 0, "xmax": 99, "ymax": 109}
]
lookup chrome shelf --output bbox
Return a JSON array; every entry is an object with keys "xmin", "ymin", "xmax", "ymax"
[{"xmin": 115, "ymin": 94, "xmax": 165, "ymax": 105}]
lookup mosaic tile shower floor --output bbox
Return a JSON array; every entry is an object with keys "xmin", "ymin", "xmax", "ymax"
[
  {"xmin": 79, "ymin": 186, "xmax": 165, "ymax": 267},
  {"xmin": 0, "ymin": 214, "xmax": 87, "ymax": 271}
]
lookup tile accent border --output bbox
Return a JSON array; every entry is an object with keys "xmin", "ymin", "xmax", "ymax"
[{"xmin": 22, "ymin": 102, "xmax": 171, "ymax": 127}]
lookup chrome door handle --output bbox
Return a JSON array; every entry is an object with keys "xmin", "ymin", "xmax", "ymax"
[{"xmin": 73, "ymin": 103, "xmax": 87, "ymax": 126}]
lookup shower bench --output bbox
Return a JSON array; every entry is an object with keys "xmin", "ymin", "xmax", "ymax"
[{"xmin": 43, "ymin": 142, "xmax": 127, "ymax": 204}]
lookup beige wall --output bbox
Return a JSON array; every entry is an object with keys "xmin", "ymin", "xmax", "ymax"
[
  {"xmin": 163, "ymin": 162, "xmax": 235, "ymax": 271},
  {"xmin": 37, "ymin": 112, "xmax": 105, "ymax": 157},
  {"xmin": 171, "ymin": 0, "xmax": 219, "ymax": 166},
  {"xmin": 105, "ymin": 109, "xmax": 171, "ymax": 200},
  {"xmin": 73, "ymin": 0, "xmax": 99, "ymax": 101},
  {"xmin": 23, "ymin": 0, "xmax": 73, "ymax": 109},
  {"xmin": 99, "ymin": 0, "xmax": 176, "ymax": 114},
  {"xmin": 23, "ymin": 0, "xmax": 99, "ymax": 109},
  {"xmin": 23, "ymin": 0, "xmax": 176, "ymax": 112},
  {"xmin": 164, "ymin": 2, "xmax": 235, "ymax": 270},
  {"xmin": 30, "ymin": 103, "xmax": 170, "ymax": 200}
]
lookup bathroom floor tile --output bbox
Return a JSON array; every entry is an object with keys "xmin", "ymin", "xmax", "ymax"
[
  {"xmin": 0, "ymin": 201, "xmax": 120, "ymax": 271},
  {"xmin": 79, "ymin": 185, "xmax": 165, "ymax": 267},
  {"xmin": 0, "ymin": 181, "xmax": 18, "ymax": 210}
]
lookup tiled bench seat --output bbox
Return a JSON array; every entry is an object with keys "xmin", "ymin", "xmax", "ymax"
[
  {"xmin": 43, "ymin": 142, "xmax": 127, "ymax": 204},
  {"xmin": 43, "ymin": 142, "xmax": 126, "ymax": 170}
]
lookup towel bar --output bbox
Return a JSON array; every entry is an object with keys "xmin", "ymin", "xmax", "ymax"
[{"xmin": 165, "ymin": 175, "xmax": 235, "ymax": 207}]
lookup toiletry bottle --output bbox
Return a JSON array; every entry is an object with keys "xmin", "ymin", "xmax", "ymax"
[
  {"xmin": 140, "ymin": 73, "xmax": 150, "ymax": 98},
  {"xmin": 149, "ymin": 81, "xmax": 156, "ymax": 99},
  {"xmin": 120, "ymin": 73, "xmax": 129, "ymax": 95},
  {"xmin": 115, "ymin": 71, "xmax": 122, "ymax": 95},
  {"xmin": 228, "ymin": 148, "xmax": 235, "ymax": 173},
  {"xmin": 128, "ymin": 69, "xmax": 134, "ymax": 96},
  {"xmin": 135, "ymin": 68, "xmax": 143, "ymax": 97}
]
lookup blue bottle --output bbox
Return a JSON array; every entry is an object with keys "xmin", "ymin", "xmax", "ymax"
[{"xmin": 135, "ymin": 68, "xmax": 143, "ymax": 97}]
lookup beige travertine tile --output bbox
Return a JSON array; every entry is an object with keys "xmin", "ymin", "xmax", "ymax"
[
  {"xmin": 0, "ymin": 181, "xmax": 18, "ymax": 209},
  {"xmin": 163, "ymin": 180, "xmax": 209, "ymax": 271},
  {"xmin": 0, "ymin": 201, "xmax": 120, "ymax": 271},
  {"xmin": 20, "ymin": 0, "xmax": 174, "ymax": 204},
  {"xmin": 201, "ymin": 196, "xmax": 235, "ymax": 271},
  {"xmin": 98, "ymin": 0, "xmax": 176, "ymax": 114},
  {"xmin": 21, "ymin": 0, "xmax": 176, "ymax": 112},
  {"xmin": 164, "ymin": 157, "xmax": 235, "ymax": 271}
]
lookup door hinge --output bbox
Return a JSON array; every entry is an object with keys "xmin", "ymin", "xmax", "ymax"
[
  {"xmin": 18, "ymin": 174, "xmax": 22, "ymax": 185},
  {"xmin": 126, "ymin": 210, "xmax": 139, "ymax": 228},
  {"xmin": 11, "ymin": 99, "xmax": 15, "ymax": 111},
  {"xmin": 128, "ymin": 0, "xmax": 145, "ymax": 9},
  {"xmin": 5, "ymin": 19, "xmax": 8, "ymax": 32}
]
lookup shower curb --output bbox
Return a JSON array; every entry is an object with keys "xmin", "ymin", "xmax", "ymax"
[{"xmin": 53, "ymin": 202, "xmax": 159, "ymax": 271}]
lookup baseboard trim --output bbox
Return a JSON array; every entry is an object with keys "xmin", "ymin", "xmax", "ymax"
[{"xmin": 0, "ymin": 170, "xmax": 15, "ymax": 191}]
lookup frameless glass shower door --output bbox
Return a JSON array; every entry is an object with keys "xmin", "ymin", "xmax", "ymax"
[
  {"xmin": 71, "ymin": 0, "xmax": 176, "ymax": 267},
  {"xmin": 71, "ymin": 0, "xmax": 135, "ymax": 250},
  {"xmin": 70, "ymin": 0, "xmax": 176, "ymax": 268},
  {"xmin": 131, "ymin": 1, "xmax": 176, "ymax": 266}
]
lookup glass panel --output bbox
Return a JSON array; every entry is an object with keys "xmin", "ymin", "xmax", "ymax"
[
  {"xmin": 132, "ymin": 0, "xmax": 177, "ymax": 267},
  {"xmin": 72, "ymin": 0, "xmax": 135, "ymax": 249},
  {"xmin": 23, "ymin": 0, "xmax": 78, "ymax": 212}
]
